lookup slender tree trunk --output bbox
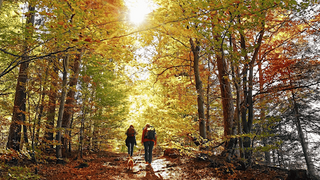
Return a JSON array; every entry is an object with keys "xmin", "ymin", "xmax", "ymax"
[
  {"xmin": 230, "ymin": 34, "xmax": 243, "ymax": 158},
  {"xmin": 289, "ymin": 72, "xmax": 316, "ymax": 177},
  {"xmin": 7, "ymin": 5, "xmax": 35, "ymax": 150},
  {"xmin": 238, "ymin": 12, "xmax": 265, "ymax": 160},
  {"xmin": 190, "ymin": 38, "xmax": 206, "ymax": 140},
  {"xmin": 45, "ymin": 61, "xmax": 58, "ymax": 150},
  {"xmin": 259, "ymin": 61, "xmax": 270, "ymax": 164},
  {"xmin": 206, "ymin": 58, "xmax": 211, "ymax": 140},
  {"xmin": 61, "ymin": 49, "xmax": 83, "ymax": 156},
  {"xmin": 34, "ymin": 64, "xmax": 49, "ymax": 146},
  {"xmin": 56, "ymin": 54, "xmax": 69, "ymax": 159},
  {"xmin": 239, "ymin": 30, "xmax": 251, "ymax": 159},
  {"xmin": 89, "ymin": 88, "xmax": 94, "ymax": 150},
  {"xmin": 69, "ymin": 114, "xmax": 74, "ymax": 153},
  {"xmin": 292, "ymin": 95, "xmax": 316, "ymax": 175},
  {"xmin": 79, "ymin": 85, "xmax": 88, "ymax": 158},
  {"xmin": 79, "ymin": 110, "xmax": 85, "ymax": 159}
]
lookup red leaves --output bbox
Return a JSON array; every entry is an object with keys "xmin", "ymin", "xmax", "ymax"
[{"xmin": 84, "ymin": 38, "xmax": 92, "ymax": 42}]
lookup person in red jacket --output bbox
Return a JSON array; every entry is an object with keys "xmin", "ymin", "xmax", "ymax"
[{"xmin": 141, "ymin": 123, "xmax": 157, "ymax": 165}]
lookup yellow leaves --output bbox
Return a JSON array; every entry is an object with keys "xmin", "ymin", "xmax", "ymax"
[{"xmin": 38, "ymin": 11, "xmax": 54, "ymax": 17}]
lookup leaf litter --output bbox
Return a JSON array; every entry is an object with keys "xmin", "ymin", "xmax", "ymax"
[{"xmin": 34, "ymin": 149, "xmax": 289, "ymax": 180}]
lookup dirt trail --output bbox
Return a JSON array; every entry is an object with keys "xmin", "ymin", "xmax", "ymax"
[
  {"xmin": 38, "ymin": 150, "xmax": 290, "ymax": 180},
  {"xmin": 120, "ymin": 153, "xmax": 190, "ymax": 180},
  {"xmin": 38, "ymin": 150, "xmax": 215, "ymax": 180}
]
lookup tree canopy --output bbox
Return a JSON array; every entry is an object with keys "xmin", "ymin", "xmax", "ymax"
[{"xmin": 0, "ymin": 0, "xmax": 320, "ymax": 178}]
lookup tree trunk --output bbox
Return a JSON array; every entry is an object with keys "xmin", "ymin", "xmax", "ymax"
[
  {"xmin": 69, "ymin": 114, "xmax": 74, "ymax": 153},
  {"xmin": 230, "ymin": 34, "xmax": 243, "ymax": 158},
  {"xmin": 35, "ymin": 64, "xmax": 49, "ymax": 147},
  {"xmin": 56, "ymin": 54, "xmax": 69, "ymax": 159},
  {"xmin": 61, "ymin": 48, "xmax": 83, "ymax": 157},
  {"xmin": 79, "ymin": 86, "xmax": 88, "ymax": 158},
  {"xmin": 239, "ymin": 26, "xmax": 264, "ymax": 160},
  {"xmin": 259, "ymin": 60, "xmax": 271, "ymax": 164},
  {"xmin": 289, "ymin": 74, "xmax": 317, "ymax": 177},
  {"xmin": 44, "ymin": 61, "xmax": 59, "ymax": 150},
  {"xmin": 216, "ymin": 53, "xmax": 236, "ymax": 154},
  {"xmin": 190, "ymin": 38, "xmax": 206, "ymax": 140},
  {"xmin": 213, "ymin": 34, "xmax": 236, "ymax": 159},
  {"xmin": 206, "ymin": 57, "xmax": 212, "ymax": 140},
  {"xmin": 7, "ymin": 5, "xmax": 35, "ymax": 150}
]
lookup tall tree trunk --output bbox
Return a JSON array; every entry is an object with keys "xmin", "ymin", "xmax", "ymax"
[
  {"xmin": 259, "ymin": 60, "xmax": 270, "ymax": 164},
  {"xmin": 44, "ymin": 60, "xmax": 58, "ymax": 150},
  {"xmin": 68, "ymin": 114, "xmax": 74, "ymax": 153},
  {"xmin": 7, "ymin": 5, "xmax": 35, "ymax": 150},
  {"xmin": 88, "ymin": 88, "xmax": 94, "ymax": 150},
  {"xmin": 206, "ymin": 57, "xmax": 212, "ymax": 140},
  {"xmin": 79, "ymin": 109, "xmax": 85, "ymax": 159},
  {"xmin": 79, "ymin": 83, "xmax": 88, "ymax": 159},
  {"xmin": 61, "ymin": 48, "xmax": 83, "ymax": 157},
  {"xmin": 190, "ymin": 38, "xmax": 206, "ymax": 140},
  {"xmin": 34, "ymin": 64, "xmax": 49, "ymax": 147},
  {"xmin": 230, "ymin": 34, "xmax": 243, "ymax": 158},
  {"xmin": 216, "ymin": 53, "xmax": 236, "ymax": 156},
  {"xmin": 213, "ymin": 34, "xmax": 236, "ymax": 159},
  {"xmin": 289, "ymin": 71, "xmax": 317, "ymax": 177},
  {"xmin": 239, "ymin": 27, "xmax": 264, "ymax": 160},
  {"xmin": 56, "ymin": 54, "xmax": 69, "ymax": 159}
]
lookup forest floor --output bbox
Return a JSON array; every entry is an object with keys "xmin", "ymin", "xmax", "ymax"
[{"xmin": 32, "ymin": 149, "xmax": 291, "ymax": 180}]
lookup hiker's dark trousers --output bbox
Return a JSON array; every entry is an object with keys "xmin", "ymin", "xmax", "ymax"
[
  {"xmin": 143, "ymin": 141, "xmax": 154, "ymax": 164},
  {"xmin": 128, "ymin": 143, "xmax": 134, "ymax": 156}
]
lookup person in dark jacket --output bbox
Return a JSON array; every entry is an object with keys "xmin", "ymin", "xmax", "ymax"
[
  {"xmin": 141, "ymin": 123, "xmax": 157, "ymax": 165},
  {"xmin": 125, "ymin": 125, "xmax": 137, "ymax": 157}
]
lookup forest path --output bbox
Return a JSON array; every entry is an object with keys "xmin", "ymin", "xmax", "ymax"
[
  {"xmin": 117, "ymin": 153, "xmax": 183, "ymax": 179},
  {"xmin": 38, "ymin": 150, "xmax": 290, "ymax": 180},
  {"xmin": 38, "ymin": 150, "xmax": 215, "ymax": 180}
]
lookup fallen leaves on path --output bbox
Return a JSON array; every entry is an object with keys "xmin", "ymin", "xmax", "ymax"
[{"xmin": 35, "ymin": 150, "xmax": 289, "ymax": 180}]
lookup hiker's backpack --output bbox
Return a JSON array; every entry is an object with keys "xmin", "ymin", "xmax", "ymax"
[
  {"xmin": 127, "ymin": 128, "xmax": 135, "ymax": 137},
  {"xmin": 145, "ymin": 126, "xmax": 156, "ymax": 140}
]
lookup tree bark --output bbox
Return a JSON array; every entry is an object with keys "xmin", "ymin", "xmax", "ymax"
[
  {"xmin": 56, "ymin": 54, "xmax": 69, "ymax": 159},
  {"xmin": 289, "ymin": 71, "xmax": 317, "ymax": 177},
  {"xmin": 216, "ymin": 54, "xmax": 235, "ymax": 137},
  {"xmin": 35, "ymin": 64, "xmax": 49, "ymax": 147},
  {"xmin": 213, "ymin": 35, "xmax": 236, "ymax": 159},
  {"xmin": 7, "ymin": 5, "xmax": 35, "ymax": 150},
  {"xmin": 44, "ymin": 60, "xmax": 59, "ymax": 150},
  {"xmin": 206, "ymin": 57, "xmax": 212, "ymax": 140},
  {"xmin": 190, "ymin": 38, "xmax": 206, "ymax": 140},
  {"xmin": 230, "ymin": 34, "xmax": 243, "ymax": 158},
  {"xmin": 239, "ymin": 26, "xmax": 264, "ymax": 160},
  {"xmin": 259, "ymin": 60, "xmax": 271, "ymax": 164},
  {"xmin": 61, "ymin": 48, "xmax": 83, "ymax": 156}
]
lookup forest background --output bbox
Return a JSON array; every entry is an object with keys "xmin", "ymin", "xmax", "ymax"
[{"xmin": 0, "ymin": 0, "xmax": 320, "ymax": 178}]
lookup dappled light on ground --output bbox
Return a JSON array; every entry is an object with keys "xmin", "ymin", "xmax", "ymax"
[{"xmin": 28, "ymin": 150, "xmax": 293, "ymax": 179}]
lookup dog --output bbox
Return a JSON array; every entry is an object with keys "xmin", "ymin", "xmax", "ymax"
[{"xmin": 127, "ymin": 157, "xmax": 134, "ymax": 170}]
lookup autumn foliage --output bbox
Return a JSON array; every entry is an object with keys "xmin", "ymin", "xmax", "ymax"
[{"xmin": 0, "ymin": 0, "xmax": 320, "ymax": 179}]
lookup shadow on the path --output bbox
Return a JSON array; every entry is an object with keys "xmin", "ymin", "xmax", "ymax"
[{"xmin": 142, "ymin": 165, "xmax": 163, "ymax": 180}]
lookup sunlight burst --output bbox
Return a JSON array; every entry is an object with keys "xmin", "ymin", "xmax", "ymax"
[{"xmin": 126, "ymin": 0, "xmax": 155, "ymax": 25}]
